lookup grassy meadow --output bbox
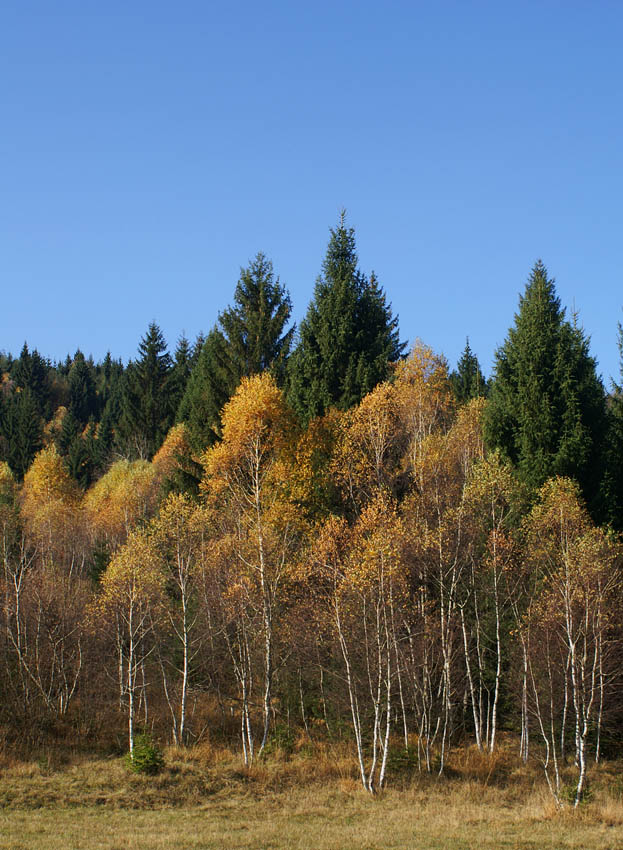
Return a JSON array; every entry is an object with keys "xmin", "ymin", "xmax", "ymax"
[{"xmin": 2, "ymin": 741, "xmax": 623, "ymax": 850}]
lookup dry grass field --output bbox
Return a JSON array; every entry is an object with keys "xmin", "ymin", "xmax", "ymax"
[{"xmin": 1, "ymin": 742, "xmax": 622, "ymax": 849}]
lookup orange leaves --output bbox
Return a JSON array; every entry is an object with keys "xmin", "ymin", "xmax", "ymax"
[
  {"xmin": 152, "ymin": 423, "xmax": 194, "ymax": 481},
  {"xmin": 314, "ymin": 496, "xmax": 405, "ymax": 597}
]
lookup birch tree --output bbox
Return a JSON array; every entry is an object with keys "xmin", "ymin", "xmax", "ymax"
[{"xmin": 200, "ymin": 373, "xmax": 301, "ymax": 759}]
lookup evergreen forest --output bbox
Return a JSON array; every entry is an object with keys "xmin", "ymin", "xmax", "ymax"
[{"xmin": 3, "ymin": 216, "xmax": 623, "ymax": 807}]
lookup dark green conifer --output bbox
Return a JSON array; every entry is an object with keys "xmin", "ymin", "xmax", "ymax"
[
  {"xmin": 287, "ymin": 213, "xmax": 404, "ymax": 422},
  {"xmin": 191, "ymin": 333, "xmax": 206, "ymax": 367},
  {"xmin": 117, "ymin": 323, "xmax": 173, "ymax": 459},
  {"xmin": 0, "ymin": 389, "xmax": 43, "ymax": 479},
  {"xmin": 177, "ymin": 254, "xmax": 294, "ymax": 453},
  {"xmin": 11, "ymin": 343, "xmax": 51, "ymax": 418},
  {"xmin": 95, "ymin": 407, "xmax": 115, "ymax": 471},
  {"xmin": 219, "ymin": 252, "xmax": 294, "ymax": 382},
  {"xmin": 450, "ymin": 339, "xmax": 488, "ymax": 404},
  {"xmin": 68, "ymin": 350, "xmax": 97, "ymax": 426},
  {"xmin": 599, "ymin": 323, "xmax": 623, "ymax": 530},
  {"xmin": 169, "ymin": 335, "xmax": 193, "ymax": 417},
  {"xmin": 177, "ymin": 327, "xmax": 232, "ymax": 453},
  {"xmin": 57, "ymin": 409, "xmax": 81, "ymax": 455},
  {"xmin": 484, "ymin": 261, "xmax": 606, "ymax": 512},
  {"xmin": 66, "ymin": 433, "xmax": 93, "ymax": 489}
]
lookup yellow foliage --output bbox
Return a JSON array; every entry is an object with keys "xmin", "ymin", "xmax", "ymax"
[
  {"xmin": 395, "ymin": 341, "xmax": 455, "ymax": 449},
  {"xmin": 43, "ymin": 405, "xmax": 68, "ymax": 446},
  {"xmin": 21, "ymin": 446, "xmax": 78, "ymax": 513},
  {"xmin": 0, "ymin": 460, "xmax": 16, "ymax": 502},
  {"xmin": 332, "ymin": 382, "xmax": 404, "ymax": 505},
  {"xmin": 201, "ymin": 373, "xmax": 295, "ymax": 499},
  {"xmin": 99, "ymin": 528, "xmax": 165, "ymax": 613},
  {"xmin": 20, "ymin": 446, "xmax": 83, "ymax": 571},
  {"xmin": 84, "ymin": 459, "xmax": 158, "ymax": 546},
  {"xmin": 288, "ymin": 409, "xmax": 343, "ymax": 519},
  {"xmin": 152, "ymin": 423, "xmax": 194, "ymax": 480}
]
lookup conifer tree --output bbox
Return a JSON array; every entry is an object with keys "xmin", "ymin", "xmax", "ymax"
[
  {"xmin": 117, "ymin": 323, "xmax": 173, "ymax": 459},
  {"xmin": 68, "ymin": 350, "xmax": 97, "ymax": 426},
  {"xmin": 191, "ymin": 332, "xmax": 206, "ymax": 367},
  {"xmin": 95, "ymin": 407, "xmax": 115, "ymax": 471},
  {"xmin": 57, "ymin": 409, "xmax": 81, "ymax": 456},
  {"xmin": 600, "ymin": 322, "xmax": 623, "ymax": 530},
  {"xmin": 219, "ymin": 252, "xmax": 294, "ymax": 382},
  {"xmin": 450, "ymin": 339, "xmax": 487, "ymax": 404},
  {"xmin": 169, "ymin": 335, "xmax": 193, "ymax": 418},
  {"xmin": 484, "ymin": 261, "xmax": 606, "ymax": 511},
  {"xmin": 11, "ymin": 343, "xmax": 51, "ymax": 418},
  {"xmin": 0, "ymin": 388, "xmax": 43, "ymax": 479},
  {"xmin": 67, "ymin": 433, "xmax": 92, "ymax": 489},
  {"xmin": 287, "ymin": 213, "xmax": 404, "ymax": 422},
  {"xmin": 177, "ymin": 254, "xmax": 294, "ymax": 453},
  {"xmin": 176, "ymin": 327, "xmax": 232, "ymax": 453}
]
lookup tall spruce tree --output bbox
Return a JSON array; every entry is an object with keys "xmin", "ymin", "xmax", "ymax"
[
  {"xmin": 484, "ymin": 261, "xmax": 606, "ymax": 512},
  {"xmin": 68, "ymin": 350, "xmax": 97, "ymax": 425},
  {"xmin": 177, "ymin": 254, "xmax": 294, "ymax": 452},
  {"xmin": 287, "ymin": 213, "xmax": 404, "ymax": 422},
  {"xmin": 11, "ymin": 343, "xmax": 51, "ymax": 418},
  {"xmin": 219, "ymin": 252, "xmax": 294, "ymax": 381},
  {"xmin": 57, "ymin": 409, "xmax": 81, "ymax": 456},
  {"xmin": 450, "ymin": 338, "xmax": 487, "ymax": 404},
  {"xmin": 169, "ymin": 335, "xmax": 193, "ymax": 418},
  {"xmin": 600, "ymin": 322, "xmax": 623, "ymax": 530},
  {"xmin": 0, "ymin": 388, "xmax": 43, "ymax": 479},
  {"xmin": 177, "ymin": 327, "xmax": 234, "ymax": 453},
  {"xmin": 117, "ymin": 323, "xmax": 173, "ymax": 459}
]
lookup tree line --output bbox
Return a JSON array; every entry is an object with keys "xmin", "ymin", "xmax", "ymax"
[{"xmin": 1, "ymin": 215, "xmax": 623, "ymax": 806}]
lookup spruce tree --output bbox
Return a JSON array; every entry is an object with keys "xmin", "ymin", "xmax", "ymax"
[
  {"xmin": 177, "ymin": 254, "xmax": 294, "ymax": 453},
  {"xmin": 599, "ymin": 322, "xmax": 623, "ymax": 530},
  {"xmin": 484, "ymin": 261, "xmax": 606, "ymax": 511},
  {"xmin": 66, "ymin": 431, "xmax": 93, "ymax": 489},
  {"xmin": 169, "ymin": 335, "xmax": 193, "ymax": 418},
  {"xmin": 95, "ymin": 406, "xmax": 115, "ymax": 471},
  {"xmin": 57, "ymin": 409, "xmax": 81, "ymax": 455},
  {"xmin": 287, "ymin": 213, "xmax": 404, "ymax": 422},
  {"xmin": 11, "ymin": 343, "xmax": 51, "ymax": 418},
  {"xmin": 68, "ymin": 350, "xmax": 97, "ymax": 426},
  {"xmin": 0, "ymin": 389, "xmax": 43, "ymax": 479},
  {"xmin": 450, "ymin": 339, "xmax": 487, "ymax": 404},
  {"xmin": 191, "ymin": 332, "xmax": 206, "ymax": 367},
  {"xmin": 176, "ymin": 327, "xmax": 233, "ymax": 453},
  {"xmin": 219, "ymin": 252, "xmax": 294, "ymax": 382},
  {"xmin": 117, "ymin": 323, "xmax": 173, "ymax": 459}
]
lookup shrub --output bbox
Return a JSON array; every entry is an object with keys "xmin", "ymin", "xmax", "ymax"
[{"xmin": 124, "ymin": 734, "xmax": 165, "ymax": 775}]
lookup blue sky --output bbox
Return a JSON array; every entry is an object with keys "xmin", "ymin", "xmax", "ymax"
[{"xmin": 2, "ymin": 0, "xmax": 622, "ymax": 383}]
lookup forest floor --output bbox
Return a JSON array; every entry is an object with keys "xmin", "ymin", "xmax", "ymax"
[{"xmin": 1, "ymin": 743, "xmax": 623, "ymax": 849}]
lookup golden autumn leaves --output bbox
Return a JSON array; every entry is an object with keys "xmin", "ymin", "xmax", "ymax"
[{"xmin": 2, "ymin": 342, "xmax": 620, "ymax": 804}]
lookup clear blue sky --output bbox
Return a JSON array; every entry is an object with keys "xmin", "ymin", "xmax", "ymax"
[{"xmin": 2, "ymin": 0, "xmax": 622, "ymax": 383}]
